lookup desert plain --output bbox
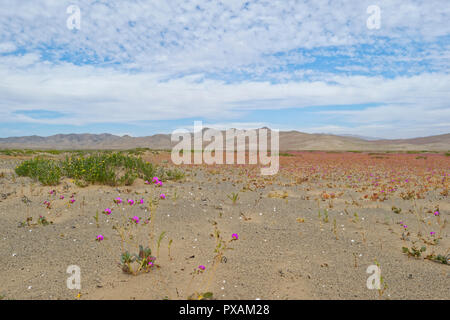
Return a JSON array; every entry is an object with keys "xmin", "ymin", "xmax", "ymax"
[{"xmin": 0, "ymin": 150, "xmax": 448, "ymax": 300}]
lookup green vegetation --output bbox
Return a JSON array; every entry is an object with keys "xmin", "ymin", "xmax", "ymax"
[
  {"xmin": 15, "ymin": 152, "xmax": 183, "ymax": 186},
  {"xmin": 279, "ymin": 152, "xmax": 294, "ymax": 157},
  {"xmin": 15, "ymin": 158, "xmax": 62, "ymax": 185}
]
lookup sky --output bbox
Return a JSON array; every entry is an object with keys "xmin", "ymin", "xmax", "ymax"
[{"xmin": 0, "ymin": 0, "xmax": 449, "ymax": 139}]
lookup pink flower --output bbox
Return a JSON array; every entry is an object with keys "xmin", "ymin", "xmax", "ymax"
[
  {"xmin": 157, "ymin": 181, "xmax": 163, "ymax": 187},
  {"xmin": 114, "ymin": 197, "xmax": 122, "ymax": 204},
  {"xmin": 139, "ymin": 198, "xmax": 144, "ymax": 204},
  {"xmin": 104, "ymin": 208, "xmax": 112, "ymax": 215},
  {"xmin": 132, "ymin": 216, "xmax": 139, "ymax": 224},
  {"xmin": 96, "ymin": 234, "xmax": 104, "ymax": 241},
  {"xmin": 159, "ymin": 194, "xmax": 166, "ymax": 200},
  {"xmin": 434, "ymin": 211, "xmax": 440, "ymax": 216},
  {"xmin": 127, "ymin": 199, "xmax": 135, "ymax": 205},
  {"xmin": 152, "ymin": 177, "xmax": 159, "ymax": 183},
  {"xmin": 69, "ymin": 199, "xmax": 76, "ymax": 204},
  {"xmin": 232, "ymin": 233, "xmax": 239, "ymax": 240},
  {"xmin": 430, "ymin": 231, "xmax": 435, "ymax": 236},
  {"xmin": 60, "ymin": 195, "xmax": 64, "ymax": 200},
  {"xmin": 198, "ymin": 265, "xmax": 206, "ymax": 271},
  {"xmin": 148, "ymin": 261, "xmax": 154, "ymax": 267}
]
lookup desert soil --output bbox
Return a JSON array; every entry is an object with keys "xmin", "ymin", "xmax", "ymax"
[{"xmin": 0, "ymin": 151, "xmax": 448, "ymax": 300}]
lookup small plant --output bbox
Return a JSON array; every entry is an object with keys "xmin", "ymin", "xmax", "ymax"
[
  {"xmin": 402, "ymin": 245, "xmax": 426, "ymax": 258},
  {"xmin": 374, "ymin": 260, "xmax": 388, "ymax": 299},
  {"xmin": 156, "ymin": 231, "xmax": 166, "ymax": 258},
  {"xmin": 168, "ymin": 239, "xmax": 173, "ymax": 260},
  {"xmin": 187, "ymin": 224, "xmax": 239, "ymax": 300},
  {"xmin": 391, "ymin": 206, "xmax": 402, "ymax": 214},
  {"xmin": 332, "ymin": 218, "xmax": 338, "ymax": 239},
  {"xmin": 187, "ymin": 265, "xmax": 214, "ymax": 300},
  {"xmin": 119, "ymin": 245, "xmax": 156, "ymax": 275},
  {"xmin": 425, "ymin": 253, "xmax": 450, "ymax": 265},
  {"xmin": 320, "ymin": 209, "xmax": 328, "ymax": 223},
  {"xmin": 37, "ymin": 215, "xmax": 51, "ymax": 226},
  {"xmin": 99, "ymin": 185, "xmax": 166, "ymax": 277},
  {"xmin": 19, "ymin": 216, "xmax": 52, "ymax": 227},
  {"xmin": 93, "ymin": 210, "xmax": 100, "ymax": 228},
  {"xmin": 227, "ymin": 192, "xmax": 239, "ymax": 205},
  {"xmin": 18, "ymin": 217, "xmax": 33, "ymax": 228}
]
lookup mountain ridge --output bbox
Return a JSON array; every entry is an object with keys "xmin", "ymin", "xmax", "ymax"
[{"xmin": 0, "ymin": 130, "xmax": 449, "ymax": 151}]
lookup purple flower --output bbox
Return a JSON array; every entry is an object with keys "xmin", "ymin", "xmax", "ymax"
[
  {"xmin": 140, "ymin": 198, "xmax": 144, "ymax": 204},
  {"xmin": 96, "ymin": 234, "xmax": 104, "ymax": 241},
  {"xmin": 104, "ymin": 208, "xmax": 112, "ymax": 215},
  {"xmin": 157, "ymin": 181, "xmax": 163, "ymax": 187},
  {"xmin": 114, "ymin": 197, "xmax": 122, "ymax": 204},
  {"xmin": 434, "ymin": 211, "xmax": 440, "ymax": 216},
  {"xmin": 148, "ymin": 261, "xmax": 154, "ymax": 267},
  {"xmin": 127, "ymin": 199, "xmax": 135, "ymax": 206},
  {"xmin": 198, "ymin": 265, "xmax": 206, "ymax": 271},
  {"xmin": 232, "ymin": 233, "xmax": 239, "ymax": 240},
  {"xmin": 60, "ymin": 195, "xmax": 64, "ymax": 200},
  {"xmin": 430, "ymin": 231, "xmax": 436, "ymax": 236},
  {"xmin": 69, "ymin": 199, "xmax": 76, "ymax": 204},
  {"xmin": 152, "ymin": 177, "xmax": 159, "ymax": 183},
  {"xmin": 132, "ymin": 216, "xmax": 139, "ymax": 224},
  {"xmin": 159, "ymin": 193, "xmax": 166, "ymax": 200}
]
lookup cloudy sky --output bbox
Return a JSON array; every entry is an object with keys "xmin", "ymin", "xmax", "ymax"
[{"xmin": 0, "ymin": 0, "xmax": 449, "ymax": 139}]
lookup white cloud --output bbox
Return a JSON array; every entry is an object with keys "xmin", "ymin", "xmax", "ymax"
[
  {"xmin": 0, "ymin": 42, "xmax": 16, "ymax": 53},
  {"xmin": 0, "ymin": 60, "xmax": 448, "ymax": 126},
  {"xmin": 0, "ymin": 1, "xmax": 448, "ymax": 138},
  {"xmin": 0, "ymin": 1, "xmax": 449, "ymax": 74}
]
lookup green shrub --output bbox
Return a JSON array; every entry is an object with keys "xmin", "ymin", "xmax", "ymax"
[
  {"xmin": 165, "ymin": 168, "xmax": 185, "ymax": 181},
  {"xmin": 15, "ymin": 158, "xmax": 61, "ymax": 185},
  {"xmin": 14, "ymin": 152, "xmax": 180, "ymax": 187}
]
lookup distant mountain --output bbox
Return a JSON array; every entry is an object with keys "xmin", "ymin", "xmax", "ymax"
[
  {"xmin": 337, "ymin": 134, "xmax": 382, "ymax": 141},
  {"xmin": 0, "ymin": 131, "xmax": 449, "ymax": 151}
]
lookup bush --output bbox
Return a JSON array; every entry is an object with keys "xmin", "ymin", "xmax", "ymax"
[
  {"xmin": 15, "ymin": 158, "xmax": 61, "ymax": 185},
  {"xmin": 15, "ymin": 152, "xmax": 163, "ymax": 187},
  {"xmin": 165, "ymin": 168, "xmax": 185, "ymax": 181},
  {"xmin": 61, "ymin": 153, "xmax": 157, "ymax": 186}
]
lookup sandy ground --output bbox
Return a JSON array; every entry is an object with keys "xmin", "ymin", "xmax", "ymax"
[{"xmin": 0, "ymin": 152, "xmax": 448, "ymax": 300}]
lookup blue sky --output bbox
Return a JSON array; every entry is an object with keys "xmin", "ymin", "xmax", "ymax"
[{"xmin": 0, "ymin": 0, "xmax": 449, "ymax": 139}]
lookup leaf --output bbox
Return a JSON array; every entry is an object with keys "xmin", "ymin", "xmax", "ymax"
[{"xmin": 202, "ymin": 292, "xmax": 213, "ymax": 299}]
